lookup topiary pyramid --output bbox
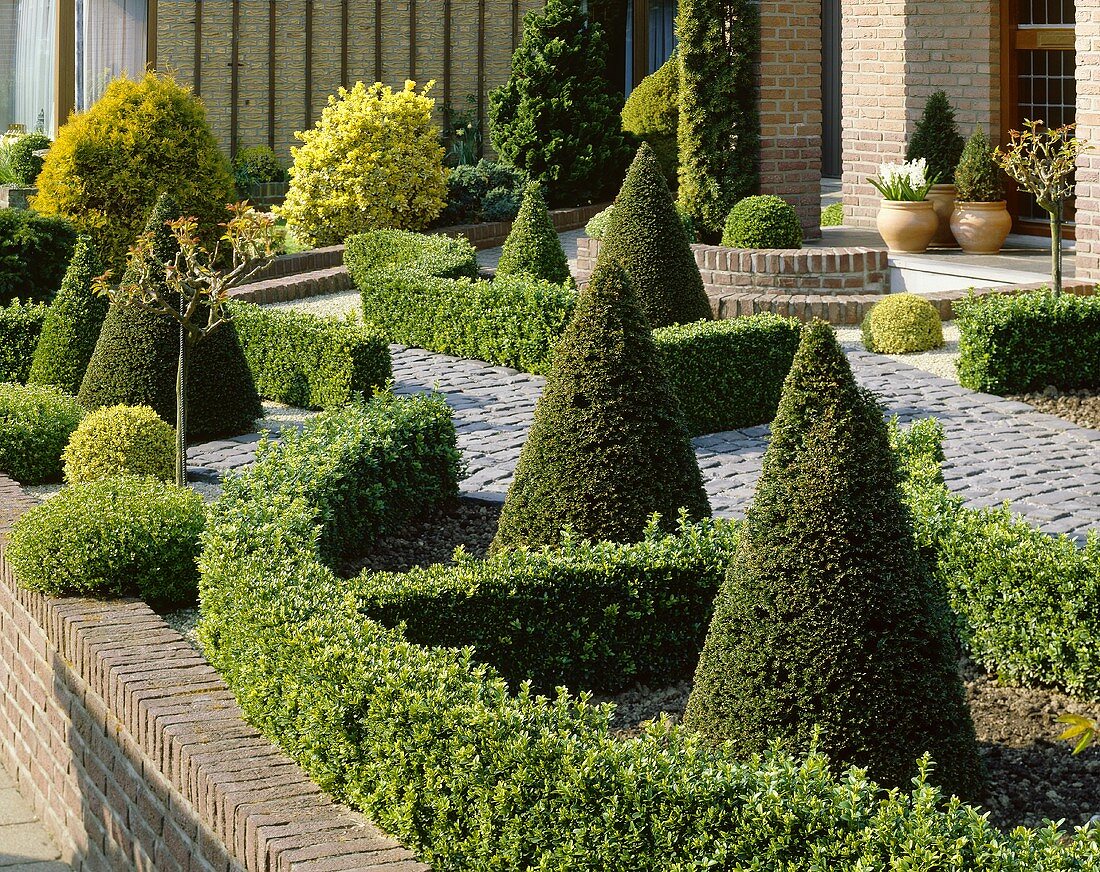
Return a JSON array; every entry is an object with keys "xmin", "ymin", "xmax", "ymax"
[
  {"xmin": 905, "ymin": 91, "xmax": 966, "ymax": 185},
  {"xmin": 495, "ymin": 182, "xmax": 572, "ymax": 285},
  {"xmin": 27, "ymin": 237, "xmax": 109, "ymax": 394},
  {"xmin": 78, "ymin": 194, "xmax": 262, "ymax": 441},
  {"xmin": 683, "ymin": 320, "xmax": 983, "ymax": 801},
  {"xmin": 601, "ymin": 144, "xmax": 712, "ymax": 328},
  {"xmin": 491, "ymin": 252, "xmax": 711, "ymax": 552}
]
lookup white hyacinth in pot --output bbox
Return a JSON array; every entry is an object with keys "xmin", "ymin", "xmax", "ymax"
[{"xmin": 869, "ymin": 159, "xmax": 940, "ymax": 253}]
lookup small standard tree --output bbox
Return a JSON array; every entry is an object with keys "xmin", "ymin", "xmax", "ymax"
[
  {"xmin": 601, "ymin": 143, "xmax": 711, "ymax": 327},
  {"xmin": 495, "ymin": 182, "xmax": 572, "ymax": 285},
  {"xmin": 683, "ymin": 320, "xmax": 983, "ymax": 801},
  {"xmin": 492, "ymin": 254, "xmax": 710, "ymax": 551}
]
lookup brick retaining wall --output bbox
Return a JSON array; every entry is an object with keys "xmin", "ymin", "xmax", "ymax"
[{"xmin": 0, "ymin": 475, "xmax": 427, "ymax": 872}]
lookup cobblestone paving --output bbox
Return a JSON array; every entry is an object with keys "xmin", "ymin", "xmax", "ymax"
[{"xmin": 189, "ymin": 342, "xmax": 1100, "ymax": 540}]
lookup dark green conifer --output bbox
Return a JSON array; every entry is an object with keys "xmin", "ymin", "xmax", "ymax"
[
  {"xmin": 78, "ymin": 194, "xmax": 261, "ymax": 440},
  {"xmin": 492, "ymin": 254, "xmax": 710, "ymax": 551},
  {"xmin": 27, "ymin": 236, "xmax": 109, "ymax": 394},
  {"xmin": 601, "ymin": 144, "xmax": 711, "ymax": 327},
  {"xmin": 905, "ymin": 91, "xmax": 966, "ymax": 184},
  {"xmin": 683, "ymin": 321, "xmax": 983, "ymax": 800},
  {"xmin": 495, "ymin": 182, "xmax": 572, "ymax": 285}
]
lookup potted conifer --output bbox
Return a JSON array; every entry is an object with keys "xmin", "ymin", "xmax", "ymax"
[
  {"xmin": 905, "ymin": 92, "xmax": 965, "ymax": 247},
  {"xmin": 950, "ymin": 127, "xmax": 1010, "ymax": 254}
]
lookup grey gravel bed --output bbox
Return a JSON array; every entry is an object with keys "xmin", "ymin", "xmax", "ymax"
[{"xmin": 835, "ymin": 322, "xmax": 961, "ymax": 383}]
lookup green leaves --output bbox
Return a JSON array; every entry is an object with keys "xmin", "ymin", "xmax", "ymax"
[
  {"xmin": 496, "ymin": 182, "xmax": 573, "ymax": 286},
  {"xmin": 905, "ymin": 91, "xmax": 966, "ymax": 183},
  {"xmin": 1057, "ymin": 714, "xmax": 1098, "ymax": 755},
  {"xmin": 0, "ymin": 299, "xmax": 48, "ymax": 384},
  {"xmin": 0, "ymin": 382, "xmax": 84, "ymax": 484}
]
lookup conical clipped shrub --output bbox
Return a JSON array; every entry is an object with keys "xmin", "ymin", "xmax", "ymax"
[
  {"xmin": 78, "ymin": 194, "xmax": 262, "ymax": 441},
  {"xmin": 683, "ymin": 321, "xmax": 983, "ymax": 800},
  {"xmin": 495, "ymin": 182, "xmax": 572, "ymax": 285},
  {"xmin": 905, "ymin": 91, "xmax": 966, "ymax": 185},
  {"xmin": 27, "ymin": 237, "xmax": 109, "ymax": 394},
  {"xmin": 492, "ymin": 254, "xmax": 710, "ymax": 551},
  {"xmin": 601, "ymin": 144, "xmax": 711, "ymax": 327}
]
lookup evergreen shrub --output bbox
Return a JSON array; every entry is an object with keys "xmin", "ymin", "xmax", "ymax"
[
  {"xmin": 621, "ymin": 53, "xmax": 680, "ymax": 186},
  {"xmin": 0, "ymin": 208, "xmax": 77, "ymax": 304},
  {"xmin": 906, "ymin": 91, "xmax": 966, "ymax": 185},
  {"xmin": 495, "ymin": 182, "xmax": 572, "ymax": 285},
  {"xmin": 8, "ymin": 132, "xmax": 50, "ymax": 186},
  {"xmin": 7, "ymin": 475, "xmax": 203, "ymax": 602},
  {"xmin": 492, "ymin": 256, "xmax": 710, "ymax": 551},
  {"xmin": 63, "ymin": 404, "xmax": 175, "ymax": 484},
  {"xmin": 862, "ymin": 293, "xmax": 945, "ymax": 354},
  {"xmin": 821, "ymin": 202, "xmax": 843, "ymax": 227},
  {"xmin": 0, "ymin": 383, "xmax": 83, "ymax": 484},
  {"xmin": 27, "ymin": 237, "xmax": 108, "ymax": 394},
  {"xmin": 585, "ymin": 206, "xmax": 615, "ymax": 239},
  {"xmin": 722, "ymin": 195, "xmax": 803, "ymax": 249},
  {"xmin": 0, "ymin": 300, "xmax": 47, "ymax": 383},
  {"xmin": 344, "ymin": 229, "xmax": 479, "ymax": 282},
  {"xmin": 279, "ymin": 81, "xmax": 447, "ymax": 246},
  {"xmin": 684, "ymin": 321, "xmax": 983, "ymax": 800},
  {"xmin": 437, "ymin": 160, "xmax": 525, "ymax": 226},
  {"xmin": 232, "ymin": 145, "xmax": 286, "ymax": 194},
  {"xmin": 954, "ymin": 127, "xmax": 1004, "ymax": 203},
  {"xmin": 601, "ymin": 144, "xmax": 711, "ymax": 327},
  {"xmin": 489, "ymin": 0, "xmax": 633, "ymax": 206},
  {"xmin": 32, "ymin": 72, "xmax": 235, "ymax": 271},
  {"xmin": 230, "ymin": 302, "xmax": 391, "ymax": 409}
]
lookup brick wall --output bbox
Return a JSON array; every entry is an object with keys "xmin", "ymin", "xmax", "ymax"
[
  {"xmin": 759, "ymin": 0, "xmax": 823, "ymax": 238},
  {"xmin": 1076, "ymin": 0, "xmax": 1100, "ymax": 280},
  {"xmin": 0, "ymin": 474, "xmax": 427, "ymax": 872},
  {"xmin": 841, "ymin": 0, "xmax": 1000, "ymax": 227}
]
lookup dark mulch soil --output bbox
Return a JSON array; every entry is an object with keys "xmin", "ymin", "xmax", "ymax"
[{"xmin": 1010, "ymin": 386, "xmax": 1100, "ymax": 431}]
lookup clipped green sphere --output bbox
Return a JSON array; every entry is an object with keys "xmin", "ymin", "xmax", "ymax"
[
  {"xmin": 63, "ymin": 404, "xmax": 175, "ymax": 484},
  {"xmin": 722, "ymin": 196, "xmax": 803, "ymax": 249},
  {"xmin": 862, "ymin": 294, "xmax": 945, "ymax": 354}
]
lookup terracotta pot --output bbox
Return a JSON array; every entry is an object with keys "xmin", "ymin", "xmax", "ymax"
[
  {"xmin": 950, "ymin": 201, "xmax": 1012, "ymax": 254},
  {"xmin": 926, "ymin": 183, "xmax": 958, "ymax": 248},
  {"xmin": 876, "ymin": 200, "xmax": 938, "ymax": 254}
]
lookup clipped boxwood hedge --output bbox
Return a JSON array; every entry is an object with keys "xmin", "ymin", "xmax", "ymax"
[
  {"xmin": 955, "ymin": 290, "xmax": 1100, "ymax": 393},
  {"xmin": 0, "ymin": 383, "xmax": 84, "ymax": 484},
  {"xmin": 229, "ymin": 301, "xmax": 392, "ymax": 409},
  {"xmin": 0, "ymin": 208, "xmax": 77, "ymax": 304},
  {"xmin": 344, "ymin": 228, "xmax": 479, "ymax": 283},
  {"xmin": 0, "ymin": 300, "xmax": 48, "ymax": 384}
]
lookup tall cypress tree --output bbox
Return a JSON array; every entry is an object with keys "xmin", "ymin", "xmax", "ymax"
[
  {"xmin": 602, "ymin": 144, "xmax": 711, "ymax": 327},
  {"xmin": 684, "ymin": 321, "xmax": 983, "ymax": 801},
  {"xmin": 676, "ymin": 0, "xmax": 759, "ymax": 240},
  {"xmin": 492, "ymin": 253, "xmax": 710, "ymax": 551}
]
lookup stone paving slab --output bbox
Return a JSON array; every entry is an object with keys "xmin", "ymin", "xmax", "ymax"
[
  {"xmin": 188, "ymin": 341, "xmax": 1100, "ymax": 541},
  {"xmin": 0, "ymin": 763, "xmax": 67, "ymax": 869}
]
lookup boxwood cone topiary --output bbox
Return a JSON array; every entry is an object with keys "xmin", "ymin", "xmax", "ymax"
[
  {"xmin": 27, "ymin": 237, "xmax": 109, "ymax": 394},
  {"xmin": 601, "ymin": 144, "xmax": 712, "ymax": 327},
  {"xmin": 491, "ymin": 253, "xmax": 710, "ymax": 551},
  {"xmin": 905, "ymin": 91, "xmax": 966, "ymax": 185},
  {"xmin": 78, "ymin": 194, "xmax": 262, "ymax": 441},
  {"xmin": 683, "ymin": 320, "xmax": 984, "ymax": 801},
  {"xmin": 621, "ymin": 52, "xmax": 680, "ymax": 187},
  {"xmin": 495, "ymin": 182, "xmax": 572, "ymax": 285}
]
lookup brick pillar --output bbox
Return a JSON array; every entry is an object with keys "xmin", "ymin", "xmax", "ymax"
[
  {"xmin": 758, "ymin": 0, "xmax": 823, "ymax": 238},
  {"xmin": 1075, "ymin": 0, "xmax": 1100, "ymax": 279},
  {"xmin": 841, "ymin": 0, "xmax": 1000, "ymax": 227}
]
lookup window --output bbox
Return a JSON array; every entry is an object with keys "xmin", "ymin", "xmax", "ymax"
[
  {"xmin": 76, "ymin": 0, "xmax": 147, "ymax": 111},
  {"xmin": 1, "ymin": 0, "xmax": 57, "ymax": 133}
]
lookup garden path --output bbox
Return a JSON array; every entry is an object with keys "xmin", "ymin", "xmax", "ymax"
[
  {"xmin": 190, "ymin": 341, "xmax": 1100, "ymax": 542},
  {"xmin": 0, "ymin": 760, "xmax": 70, "ymax": 869}
]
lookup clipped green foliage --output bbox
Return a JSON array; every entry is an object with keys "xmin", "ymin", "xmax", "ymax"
[
  {"xmin": 437, "ymin": 160, "xmax": 526, "ymax": 226},
  {"xmin": 62, "ymin": 404, "xmax": 175, "ymax": 484},
  {"xmin": 357, "ymin": 516, "xmax": 738, "ymax": 693},
  {"xmin": 495, "ymin": 182, "xmax": 572, "ymax": 285},
  {"xmin": 489, "ymin": 0, "xmax": 633, "ymax": 206},
  {"xmin": 230, "ymin": 302, "xmax": 391, "ymax": 409},
  {"xmin": 862, "ymin": 293, "xmax": 945, "ymax": 354},
  {"xmin": 78, "ymin": 195, "xmax": 262, "ymax": 440},
  {"xmin": 585, "ymin": 205, "xmax": 615, "ymax": 239},
  {"xmin": 821, "ymin": 202, "xmax": 843, "ymax": 227},
  {"xmin": 621, "ymin": 52, "xmax": 680, "ymax": 186},
  {"xmin": 954, "ymin": 127, "xmax": 1005, "ymax": 203},
  {"xmin": 677, "ymin": 0, "xmax": 759, "ymax": 239},
  {"xmin": 655, "ymin": 315, "xmax": 800, "ymax": 434},
  {"xmin": 344, "ymin": 229, "xmax": 479, "ymax": 282},
  {"xmin": 27, "ymin": 237, "xmax": 108, "ymax": 394},
  {"xmin": 32, "ymin": 72, "xmax": 235, "ymax": 272},
  {"xmin": 906, "ymin": 91, "xmax": 966, "ymax": 185},
  {"xmin": 7, "ymin": 475, "xmax": 203, "ymax": 602},
  {"xmin": 722, "ymin": 195, "xmax": 803, "ymax": 249},
  {"xmin": 0, "ymin": 208, "xmax": 77, "ymax": 304},
  {"xmin": 8, "ymin": 132, "xmax": 50, "ymax": 186},
  {"xmin": 955, "ymin": 290, "xmax": 1100, "ymax": 393},
  {"xmin": 601, "ymin": 144, "xmax": 711, "ymax": 327},
  {"xmin": 684, "ymin": 321, "xmax": 983, "ymax": 800},
  {"xmin": 0, "ymin": 300, "xmax": 47, "ymax": 383},
  {"xmin": 492, "ymin": 256, "xmax": 710, "ymax": 551},
  {"xmin": 0, "ymin": 383, "xmax": 84, "ymax": 484}
]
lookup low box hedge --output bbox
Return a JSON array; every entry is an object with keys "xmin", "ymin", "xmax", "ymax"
[
  {"xmin": 955, "ymin": 290, "xmax": 1100, "ymax": 393},
  {"xmin": 0, "ymin": 382, "xmax": 84, "ymax": 484},
  {"xmin": 229, "ymin": 301, "xmax": 392, "ymax": 409},
  {"xmin": 354, "ymin": 515, "xmax": 739, "ymax": 693},
  {"xmin": 0, "ymin": 300, "xmax": 48, "ymax": 384},
  {"xmin": 0, "ymin": 208, "xmax": 77, "ymax": 304},
  {"xmin": 344, "ymin": 228, "xmax": 480, "ymax": 282}
]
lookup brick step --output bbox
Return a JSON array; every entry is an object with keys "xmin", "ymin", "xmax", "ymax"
[{"xmin": 230, "ymin": 265, "xmax": 354, "ymax": 305}]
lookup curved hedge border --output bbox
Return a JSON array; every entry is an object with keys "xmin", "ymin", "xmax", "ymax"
[
  {"xmin": 0, "ymin": 300, "xmax": 48, "ymax": 384},
  {"xmin": 199, "ymin": 407, "xmax": 1100, "ymax": 868}
]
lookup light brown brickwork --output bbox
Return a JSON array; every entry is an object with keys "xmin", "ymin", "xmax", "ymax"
[
  {"xmin": 759, "ymin": 0, "xmax": 823, "ymax": 238},
  {"xmin": 1076, "ymin": 0, "xmax": 1100, "ymax": 279}
]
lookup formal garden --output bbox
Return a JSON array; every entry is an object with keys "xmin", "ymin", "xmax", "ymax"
[{"xmin": 1, "ymin": 0, "xmax": 1100, "ymax": 866}]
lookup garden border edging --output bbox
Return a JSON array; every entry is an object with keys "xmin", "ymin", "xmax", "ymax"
[{"xmin": 0, "ymin": 473, "xmax": 427, "ymax": 872}]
